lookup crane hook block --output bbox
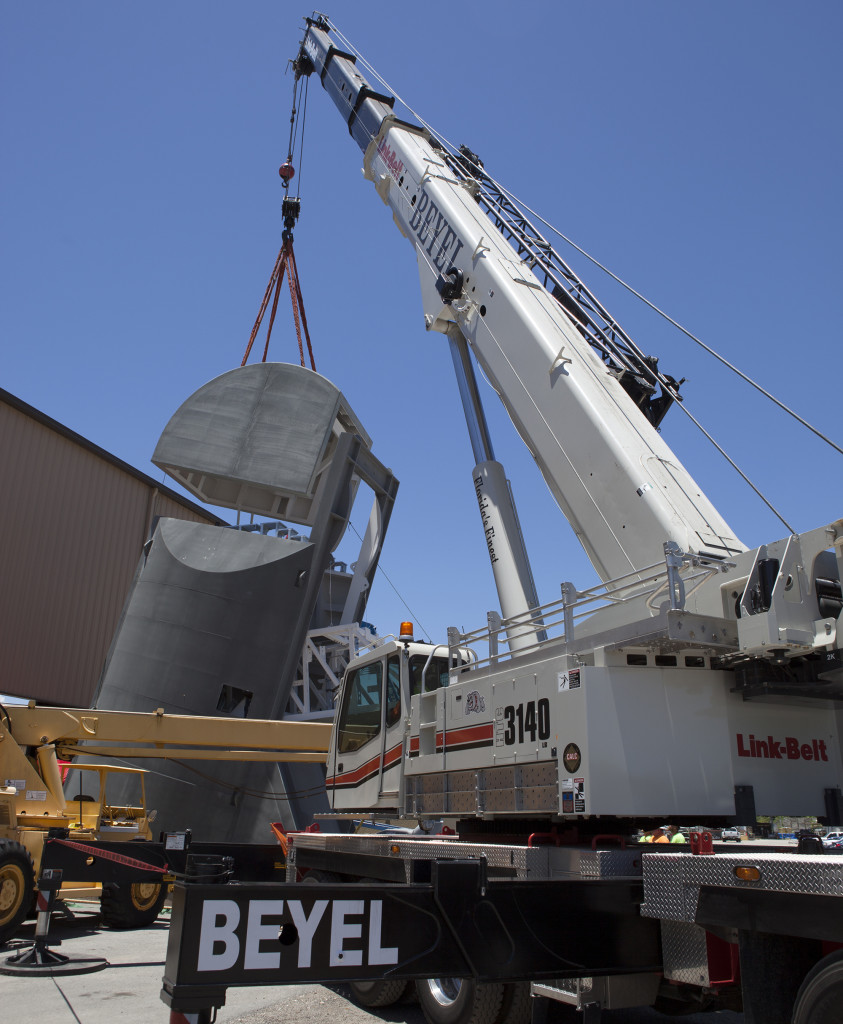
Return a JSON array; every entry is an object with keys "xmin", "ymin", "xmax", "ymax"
[
  {"xmin": 282, "ymin": 196, "xmax": 301, "ymax": 234},
  {"xmin": 279, "ymin": 162, "xmax": 296, "ymax": 183}
]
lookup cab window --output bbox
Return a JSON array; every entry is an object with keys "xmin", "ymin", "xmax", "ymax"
[
  {"xmin": 386, "ymin": 655, "xmax": 401, "ymax": 725},
  {"xmin": 409, "ymin": 655, "xmax": 451, "ymax": 696},
  {"xmin": 338, "ymin": 661, "xmax": 382, "ymax": 753}
]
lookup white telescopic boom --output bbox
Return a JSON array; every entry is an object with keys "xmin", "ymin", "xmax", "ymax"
[{"xmin": 296, "ymin": 20, "xmax": 745, "ymax": 590}]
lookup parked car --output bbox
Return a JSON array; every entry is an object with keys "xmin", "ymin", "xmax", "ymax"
[
  {"xmin": 721, "ymin": 827, "xmax": 742, "ymax": 842},
  {"xmin": 822, "ymin": 831, "xmax": 843, "ymax": 848}
]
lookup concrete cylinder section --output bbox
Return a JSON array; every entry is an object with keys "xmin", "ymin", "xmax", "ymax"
[{"xmin": 152, "ymin": 362, "xmax": 371, "ymax": 525}]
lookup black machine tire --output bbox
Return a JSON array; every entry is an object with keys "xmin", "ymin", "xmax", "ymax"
[
  {"xmin": 348, "ymin": 978, "xmax": 410, "ymax": 1008},
  {"xmin": 306, "ymin": 871, "xmax": 410, "ymax": 1007},
  {"xmin": 496, "ymin": 983, "xmax": 532, "ymax": 1024},
  {"xmin": 99, "ymin": 880, "xmax": 167, "ymax": 929},
  {"xmin": 416, "ymin": 977, "xmax": 505, "ymax": 1024},
  {"xmin": 0, "ymin": 841, "xmax": 35, "ymax": 944},
  {"xmin": 302, "ymin": 869, "xmax": 342, "ymax": 884},
  {"xmin": 791, "ymin": 949, "xmax": 843, "ymax": 1024}
]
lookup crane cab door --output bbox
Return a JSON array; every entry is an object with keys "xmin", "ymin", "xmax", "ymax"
[{"xmin": 328, "ymin": 653, "xmax": 404, "ymax": 812}]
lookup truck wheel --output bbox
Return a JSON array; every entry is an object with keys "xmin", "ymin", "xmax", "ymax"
[
  {"xmin": 416, "ymin": 977, "xmax": 504, "ymax": 1024},
  {"xmin": 306, "ymin": 872, "xmax": 408, "ymax": 1007},
  {"xmin": 791, "ymin": 949, "xmax": 843, "ymax": 1024},
  {"xmin": 348, "ymin": 978, "xmax": 409, "ymax": 1007},
  {"xmin": 302, "ymin": 869, "xmax": 341, "ymax": 883},
  {"xmin": 496, "ymin": 983, "xmax": 531, "ymax": 1024},
  {"xmin": 0, "ymin": 842, "xmax": 35, "ymax": 944},
  {"xmin": 99, "ymin": 881, "xmax": 167, "ymax": 929}
]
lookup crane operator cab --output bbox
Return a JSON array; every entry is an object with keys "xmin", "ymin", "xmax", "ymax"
[{"xmin": 326, "ymin": 623, "xmax": 470, "ymax": 814}]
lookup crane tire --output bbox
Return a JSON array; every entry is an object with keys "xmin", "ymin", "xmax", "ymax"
[
  {"xmin": 100, "ymin": 881, "xmax": 167, "ymax": 929},
  {"xmin": 301, "ymin": 869, "xmax": 342, "ymax": 884},
  {"xmin": 416, "ymin": 977, "xmax": 505, "ymax": 1024},
  {"xmin": 348, "ymin": 978, "xmax": 410, "ymax": 1007},
  {"xmin": 791, "ymin": 949, "xmax": 843, "ymax": 1024},
  {"xmin": 0, "ymin": 841, "xmax": 35, "ymax": 944},
  {"xmin": 335, "ymin": 873, "xmax": 409, "ymax": 1007},
  {"xmin": 496, "ymin": 983, "xmax": 532, "ymax": 1024}
]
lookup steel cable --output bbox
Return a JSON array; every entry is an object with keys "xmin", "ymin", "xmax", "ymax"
[{"xmin": 326, "ymin": 16, "xmax": 842, "ymax": 528}]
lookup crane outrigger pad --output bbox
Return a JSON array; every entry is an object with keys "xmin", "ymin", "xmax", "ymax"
[
  {"xmin": 1, "ymin": 946, "xmax": 108, "ymax": 977},
  {"xmin": 153, "ymin": 362, "xmax": 371, "ymax": 524}
]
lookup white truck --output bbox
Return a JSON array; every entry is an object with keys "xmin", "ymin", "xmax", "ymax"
[{"xmin": 161, "ymin": 14, "xmax": 843, "ymax": 1024}]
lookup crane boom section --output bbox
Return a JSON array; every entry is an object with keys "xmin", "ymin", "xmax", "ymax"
[
  {"xmin": 298, "ymin": 22, "xmax": 744, "ymax": 583},
  {"xmin": 4, "ymin": 705, "xmax": 331, "ymax": 762}
]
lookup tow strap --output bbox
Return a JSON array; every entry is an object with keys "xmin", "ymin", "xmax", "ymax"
[{"xmin": 49, "ymin": 837, "xmax": 169, "ymax": 874}]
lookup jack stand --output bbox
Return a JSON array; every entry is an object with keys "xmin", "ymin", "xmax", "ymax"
[
  {"xmin": 51, "ymin": 897, "xmax": 77, "ymax": 922},
  {"xmin": 0, "ymin": 870, "xmax": 107, "ymax": 976}
]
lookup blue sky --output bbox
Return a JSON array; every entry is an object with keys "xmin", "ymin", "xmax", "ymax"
[{"xmin": 3, "ymin": 1, "xmax": 841, "ymax": 645}]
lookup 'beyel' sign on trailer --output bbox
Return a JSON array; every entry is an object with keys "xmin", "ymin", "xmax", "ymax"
[
  {"xmin": 197, "ymin": 897, "xmax": 398, "ymax": 972},
  {"xmin": 167, "ymin": 884, "xmax": 465, "ymax": 986}
]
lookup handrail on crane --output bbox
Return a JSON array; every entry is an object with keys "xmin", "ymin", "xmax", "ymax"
[{"xmin": 448, "ymin": 544, "xmax": 736, "ymax": 672}]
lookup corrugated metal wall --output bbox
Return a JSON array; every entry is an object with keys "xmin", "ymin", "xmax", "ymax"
[{"xmin": 0, "ymin": 391, "xmax": 223, "ymax": 707}]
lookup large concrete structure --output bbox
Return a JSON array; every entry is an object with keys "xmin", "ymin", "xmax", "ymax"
[
  {"xmin": 91, "ymin": 364, "xmax": 398, "ymax": 837},
  {"xmin": 89, "ymin": 518, "xmax": 333, "ymax": 839}
]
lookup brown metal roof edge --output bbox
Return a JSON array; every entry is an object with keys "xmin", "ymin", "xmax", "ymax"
[{"xmin": 0, "ymin": 387, "xmax": 229, "ymax": 526}]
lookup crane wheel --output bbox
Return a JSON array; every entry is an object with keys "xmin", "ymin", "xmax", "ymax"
[
  {"xmin": 791, "ymin": 949, "xmax": 843, "ymax": 1024},
  {"xmin": 496, "ymin": 983, "xmax": 532, "ymax": 1024},
  {"xmin": 416, "ymin": 977, "xmax": 504, "ymax": 1024},
  {"xmin": 99, "ymin": 881, "xmax": 167, "ymax": 929},
  {"xmin": 304, "ymin": 871, "xmax": 410, "ymax": 1007},
  {"xmin": 0, "ymin": 841, "xmax": 35, "ymax": 944},
  {"xmin": 348, "ymin": 978, "xmax": 410, "ymax": 1007}
]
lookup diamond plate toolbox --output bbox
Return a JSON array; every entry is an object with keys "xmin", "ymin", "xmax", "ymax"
[{"xmin": 641, "ymin": 850, "xmax": 843, "ymax": 923}]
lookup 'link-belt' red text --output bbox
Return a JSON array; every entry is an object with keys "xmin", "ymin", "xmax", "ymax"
[{"xmin": 736, "ymin": 733, "xmax": 828, "ymax": 761}]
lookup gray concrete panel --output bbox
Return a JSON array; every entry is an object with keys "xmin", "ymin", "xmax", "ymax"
[
  {"xmin": 91, "ymin": 518, "xmax": 330, "ymax": 840},
  {"xmin": 152, "ymin": 363, "xmax": 371, "ymax": 521}
]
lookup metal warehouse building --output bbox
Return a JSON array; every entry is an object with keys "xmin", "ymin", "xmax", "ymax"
[{"xmin": 0, "ymin": 388, "xmax": 224, "ymax": 707}]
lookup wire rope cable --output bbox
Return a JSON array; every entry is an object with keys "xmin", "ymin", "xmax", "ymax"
[
  {"xmin": 295, "ymin": 74, "xmax": 310, "ymax": 200},
  {"xmin": 346, "ymin": 520, "xmax": 432, "ymax": 643},
  {"xmin": 326, "ymin": 16, "xmax": 843, "ymax": 517},
  {"xmin": 491, "ymin": 181, "xmax": 843, "ymax": 459}
]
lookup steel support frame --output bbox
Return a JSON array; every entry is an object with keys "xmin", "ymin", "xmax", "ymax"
[
  {"xmin": 269, "ymin": 432, "xmax": 398, "ymax": 720},
  {"xmin": 286, "ymin": 623, "xmax": 376, "ymax": 719}
]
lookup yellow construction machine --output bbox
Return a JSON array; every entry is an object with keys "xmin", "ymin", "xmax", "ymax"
[{"xmin": 0, "ymin": 701, "xmax": 331, "ymax": 942}]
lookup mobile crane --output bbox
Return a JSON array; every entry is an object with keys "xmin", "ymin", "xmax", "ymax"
[{"xmin": 160, "ymin": 14, "xmax": 843, "ymax": 1024}]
